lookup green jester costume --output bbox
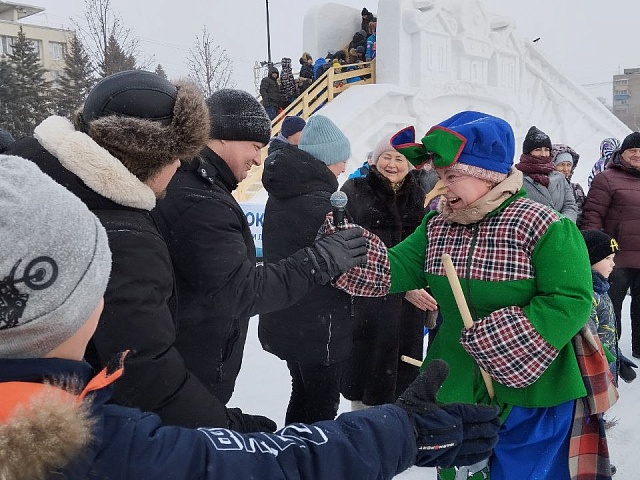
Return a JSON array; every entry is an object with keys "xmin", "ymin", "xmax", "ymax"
[{"xmin": 386, "ymin": 112, "xmax": 614, "ymax": 480}]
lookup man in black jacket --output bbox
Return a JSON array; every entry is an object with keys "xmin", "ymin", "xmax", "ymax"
[
  {"xmin": 4, "ymin": 70, "xmax": 276, "ymax": 432},
  {"xmin": 260, "ymin": 66, "xmax": 282, "ymax": 120},
  {"xmin": 152, "ymin": 89, "xmax": 368, "ymax": 415}
]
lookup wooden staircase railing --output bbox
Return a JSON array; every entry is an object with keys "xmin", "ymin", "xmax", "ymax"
[{"xmin": 234, "ymin": 60, "xmax": 376, "ymax": 202}]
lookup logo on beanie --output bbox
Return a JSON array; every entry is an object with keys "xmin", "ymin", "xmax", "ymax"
[
  {"xmin": 610, "ymin": 239, "xmax": 619, "ymax": 253},
  {"xmin": 0, "ymin": 257, "xmax": 58, "ymax": 330}
]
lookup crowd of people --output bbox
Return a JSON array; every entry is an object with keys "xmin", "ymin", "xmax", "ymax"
[
  {"xmin": 0, "ymin": 69, "xmax": 503, "ymax": 480},
  {"xmin": 259, "ymin": 7, "xmax": 377, "ymax": 120}
]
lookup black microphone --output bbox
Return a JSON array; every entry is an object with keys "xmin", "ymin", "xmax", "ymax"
[{"xmin": 330, "ymin": 191, "xmax": 348, "ymax": 227}]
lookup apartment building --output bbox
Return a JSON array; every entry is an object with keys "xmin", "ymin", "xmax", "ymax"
[
  {"xmin": 612, "ymin": 67, "xmax": 640, "ymax": 130},
  {"xmin": 0, "ymin": 1, "xmax": 71, "ymax": 83}
]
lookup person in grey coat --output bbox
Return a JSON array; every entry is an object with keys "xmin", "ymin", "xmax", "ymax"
[{"xmin": 515, "ymin": 126, "xmax": 578, "ymax": 222}]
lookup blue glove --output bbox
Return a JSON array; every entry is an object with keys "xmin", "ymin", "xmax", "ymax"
[{"xmin": 395, "ymin": 359, "xmax": 500, "ymax": 468}]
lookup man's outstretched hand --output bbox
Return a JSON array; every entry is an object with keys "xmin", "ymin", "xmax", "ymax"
[{"xmin": 395, "ymin": 359, "xmax": 500, "ymax": 468}]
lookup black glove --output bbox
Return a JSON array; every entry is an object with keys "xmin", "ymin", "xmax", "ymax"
[
  {"xmin": 306, "ymin": 227, "xmax": 368, "ymax": 284},
  {"xmin": 226, "ymin": 407, "xmax": 277, "ymax": 433},
  {"xmin": 619, "ymin": 354, "xmax": 637, "ymax": 383},
  {"xmin": 395, "ymin": 359, "xmax": 500, "ymax": 468}
]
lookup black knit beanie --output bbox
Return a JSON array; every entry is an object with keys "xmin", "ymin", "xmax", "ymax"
[
  {"xmin": 206, "ymin": 89, "xmax": 271, "ymax": 146},
  {"xmin": 522, "ymin": 126, "xmax": 552, "ymax": 154},
  {"xmin": 619, "ymin": 132, "xmax": 640, "ymax": 153},
  {"xmin": 581, "ymin": 230, "xmax": 619, "ymax": 265}
]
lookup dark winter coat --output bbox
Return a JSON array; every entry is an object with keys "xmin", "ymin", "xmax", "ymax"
[
  {"xmin": 0, "ymin": 356, "xmax": 418, "ymax": 480},
  {"xmin": 152, "ymin": 147, "xmax": 323, "ymax": 402},
  {"xmin": 349, "ymin": 31, "xmax": 367, "ymax": 52},
  {"xmin": 299, "ymin": 62, "xmax": 313, "ymax": 80},
  {"xmin": 340, "ymin": 167, "xmax": 427, "ymax": 404},
  {"xmin": 5, "ymin": 119, "xmax": 228, "ymax": 429},
  {"xmin": 259, "ymin": 144, "xmax": 352, "ymax": 364},
  {"xmin": 581, "ymin": 153, "xmax": 640, "ymax": 269},
  {"xmin": 260, "ymin": 67, "xmax": 282, "ymax": 108},
  {"xmin": 279, "ymin": 57, "xmax": 298, "ymax": 103}
]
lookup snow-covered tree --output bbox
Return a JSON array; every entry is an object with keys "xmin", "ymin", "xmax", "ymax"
[
  {"xmin": 154, "ymin": 63, "xmax": 168, "ymax": 79},
  {"xmin": 53, "ymin": 34, "xmax": 94, "ymax": 118},
  {"xmin": 7, "ymin": 27, "xmax": 52, "ymax": 137}
]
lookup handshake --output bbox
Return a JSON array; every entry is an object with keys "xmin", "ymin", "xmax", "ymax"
[{"xmin": 305, "ymin": 227, "xmax": 369, "ymax": 284}]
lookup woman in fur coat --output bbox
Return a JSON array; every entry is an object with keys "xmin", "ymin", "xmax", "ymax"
[{"xmin": 340, "ymin": 135, "xmax": 435, "ymax": 408}]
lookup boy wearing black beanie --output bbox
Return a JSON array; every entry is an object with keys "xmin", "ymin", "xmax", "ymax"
[{"xmin": 581, "ymin": 230, "xmax": 637, "ymax": 383}]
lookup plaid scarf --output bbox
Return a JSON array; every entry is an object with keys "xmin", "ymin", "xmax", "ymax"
[
  {"xmin": 569, "ymin": 327, "xmax": 618, "ymax": 479},
  {"xmin": 516, "ymin": 153, "xmax": 555, "ymax": 187},
  {"xmin": 319, "ymin": 212, "xmax": 391, "ymax": 297}
]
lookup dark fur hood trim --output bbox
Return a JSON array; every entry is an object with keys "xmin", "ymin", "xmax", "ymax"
[
  {"xmin": 77, "ymin": 80, "xmax": 210, "ymax": 182},
  {"xmin": 0, "ymin": 385, "xmax": 95, "ymax": 480}
]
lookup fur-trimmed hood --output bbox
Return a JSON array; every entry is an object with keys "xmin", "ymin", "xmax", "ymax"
[
  {"xmin": 35, "ymin": 115, "xmax": 158, "ymax": 210},
  {"xmin": 0, "ymin": 383, "xmax": 94, "ymax": 480},
  {"xmin": 33, "ymin": 80, "xmax": 209, "ymax": 211}
]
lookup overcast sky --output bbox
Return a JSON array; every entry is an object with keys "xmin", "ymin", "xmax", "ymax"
[{"xmin": 25, "ymin": 0, "xmax": 640, "ymax": 102}]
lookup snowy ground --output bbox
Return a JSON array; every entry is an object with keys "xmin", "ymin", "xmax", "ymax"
[{"xmin": 230, "ymin": 298, "xmax": 637, "ymax": 479}]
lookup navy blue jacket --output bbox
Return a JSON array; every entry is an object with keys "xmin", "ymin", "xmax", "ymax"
[{"xmin": 0, "ymin": 356, "xmax": 418, "ymax": 479}]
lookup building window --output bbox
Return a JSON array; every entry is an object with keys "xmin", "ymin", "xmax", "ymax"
[
  {"xmin": 0, "ymin": 35, "xmax": 42, "ymax": 60},
  {"xmin": 49, "ymin": 41, "xmax": 65, "ymax": 61},
  {"xmin": 1, "ymin": 35, "xmax": 15, "ymax": 55},
  {"xmin": 31, "ymin": 39, "xmax": 42, "ymax": 60},
  {"xmin": 615, "ymin": 79, "xmax": 628, "ymax": 86}
]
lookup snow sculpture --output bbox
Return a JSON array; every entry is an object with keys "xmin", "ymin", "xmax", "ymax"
[{"xmin": 300, "ymin": 0, "xmax": 629, "ymax": 187}]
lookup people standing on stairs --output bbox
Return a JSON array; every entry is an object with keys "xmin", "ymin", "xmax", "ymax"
[
  {"xmin": 365, "ymin": 22, "xmax": 377, "ymax": 61},
  {"xmin": 152, "ymin": 95, "xmax": 368, "ymax": 426},
  {"xmin": 279, "ymin": 57, "xmax": 298, "ymax": 108},
  {"xmin": 340, "ymin": 132, "xmax": 435, "ymax": 410},
  {"xmin": 260, "ymin": 66, "xmax": 282, "ymax": 120},
  {"xmin": 298, "ymin": 52, "xmax": 313, "ymax": 93},
  {"xmin": 515, "ymin": 125, "xmax": 578, "ymax": 222},
  {"xmin": 361, "ymin": 7, "xmax": 375, "ymax": 34},
  {"xmin": 260, "ymin": 115, "xmax": 354, "ymax": 424}
]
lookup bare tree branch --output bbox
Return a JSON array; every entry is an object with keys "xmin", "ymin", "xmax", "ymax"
[
  {"xmin": 73, "ymin": 0, "xmax": 150, "ymax": 76},
  {"xmin": 186, "ymin": 26, "xmax": 234, "ymax": 97}
]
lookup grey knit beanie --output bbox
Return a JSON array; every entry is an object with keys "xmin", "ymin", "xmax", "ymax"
[
  {"xmin": 298, "ymin": 115, "xmax": 351, "ymax": 165},
  {"xmin": 553, "ymin": 151, "xmax": 574, "ymax": 166},
  {"xmin": 0, "ymin": 155, "xmax": 112, "ymax": 358}
]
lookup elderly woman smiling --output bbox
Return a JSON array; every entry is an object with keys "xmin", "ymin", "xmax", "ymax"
[{"xmin": 340, "ymin": 132, "xmax": 436, "ymax": 411}]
